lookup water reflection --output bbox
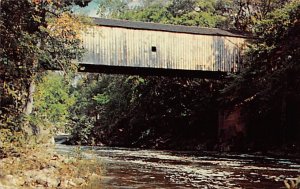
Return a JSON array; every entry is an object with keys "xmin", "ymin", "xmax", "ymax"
[{"xmin": 56, "ymin": 145, "xmax": 300, "ymax": 189}]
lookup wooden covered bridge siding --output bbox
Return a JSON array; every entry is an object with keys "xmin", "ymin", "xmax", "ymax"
[{"xmin": 80, "ymin": 18, "xmax": 246, "ymax": 75}]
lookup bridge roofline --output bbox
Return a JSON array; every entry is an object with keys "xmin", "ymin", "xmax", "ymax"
[{"xmin": 92, "ymin": 17, "xmax": 248, "ymax": 38}]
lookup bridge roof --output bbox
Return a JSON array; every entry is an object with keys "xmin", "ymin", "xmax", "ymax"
[{"xmin": 92, "ymin": 17, "xmax": 246, "ymax": 38}]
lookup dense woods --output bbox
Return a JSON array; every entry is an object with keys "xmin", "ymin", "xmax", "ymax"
[
  {"xmin": 0, "ymin": 0, "xmax": 299, "ymax": 188},
  {"xmin": 1, "ymin": 0, "xmax": 299, "ymax": 154},
  {"xmin": 65, "ymin": 0, "xmax": 299, "ymax": 152},
  {"xmin": 0, "ymin": 0, "xmax": 90, "ymax": 149},
  {"xmin": 0, "ymin": 1, "xmax": 103, "ymax": 188}
]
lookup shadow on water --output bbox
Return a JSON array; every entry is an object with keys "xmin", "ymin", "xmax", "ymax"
[{"xmin": 56, "ymin": 144, "xmax": 300, "ymax": 189}]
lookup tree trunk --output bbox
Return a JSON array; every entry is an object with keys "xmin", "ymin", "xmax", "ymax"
[{"xmin": 23, "ymin": 79, "xmax": 35, "ymax": 115}]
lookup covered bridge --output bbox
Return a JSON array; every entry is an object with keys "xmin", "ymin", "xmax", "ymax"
[{"xmin": 79, "ymin": 18, "xmax": 247, "ymax": 77}]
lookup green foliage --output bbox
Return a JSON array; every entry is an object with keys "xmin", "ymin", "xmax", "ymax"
[
  {"xmin": 254, "ymin": 1, "xmax": 300, "ymax": 47},
  {"xmin": 222, "ymin": 1, "xmax": 300, "ymax": 103},
  {"xmin": 69, "ymin": 74, "xmax": 143, "ymax": 138},
  {"xmin": 221, "ymin": 0, "xmax": 300, "ymax": 146},
  {"xmin": 98, "ymin": 0, "xmax": 129, "ymax": 18},
  {"xmin": 118, "ymin": 0, "xmax": 225, "ymax": 27},
  {"xmin": 33, "ymin": 72, "xmax": 75, "ymax": 131},
  {"xmin": 68, "ymin": 115, "xmax": 95, "ymax": 145},
  {"xmin": 68, "ymin": 72, "xmax": 223, "ymax": 148},
  {"xmin": 120, "ymin": 4, "xmax": 172, "ymax": 24},
  {"xmin": 67, "ymin": 0, "xmax": 300, "ymax": 151},
  {"xmin": 0, "ymin": 0, "xmax": 89, "ymax": 149},
  {"xmin": 38, "ymin": 0, "xmax": 299, "ymax": 151},
  {"xmin": 93, "ymin": 93, "xmax": 110, "ymax": 105}
]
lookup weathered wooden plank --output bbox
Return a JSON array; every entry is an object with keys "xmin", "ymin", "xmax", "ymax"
[{"xmin": 80, "ymin": 20, "xmax": 246, "ymax": 73}]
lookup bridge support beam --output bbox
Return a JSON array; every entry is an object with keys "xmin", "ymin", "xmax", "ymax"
[{"xmin": 78, "ymin": 64, "xmax": 228, "ymax": 79}]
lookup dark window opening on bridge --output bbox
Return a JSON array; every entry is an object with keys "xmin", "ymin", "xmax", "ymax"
[{"xmin": 151, "ymin": 46, "xmax": 157, "ymax": 52}]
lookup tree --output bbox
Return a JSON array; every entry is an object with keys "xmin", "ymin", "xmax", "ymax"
[
  {"xmin": 97, "ymin": 0, "xmax": 130, "ymax": 18},
  {"xmin": 33, "ymin": 72, "xmax": 76, "ymax": 132},
  {"xmin": 69, "ymin": 74, "xmax": 141, "ymax": 144},
  {"xmin": 215, "ymin": 0, "xmax": 292, "ymax": 32},
  {"xmin": 221, "ymin": 0, "xmax": 300, "ymax": 147},
  {"xmin": 118, "ymin": 0, "xmax": 225, "ymax": 27},
  {"xmin": 0, "ymin": 0, "xmax": 90, "ymax": 145}
]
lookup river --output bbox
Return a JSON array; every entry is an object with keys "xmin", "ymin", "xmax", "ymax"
[{"xmin": 56, "ymin": 144, "xmax": 300, "ymax": 189}]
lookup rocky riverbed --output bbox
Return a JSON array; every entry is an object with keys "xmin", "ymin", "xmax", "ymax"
[{"xmin": 0, "ymin": 145, "xmax": 102, "ymax": 189}]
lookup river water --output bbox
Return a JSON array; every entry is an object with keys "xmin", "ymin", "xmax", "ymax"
[{"xmin": 56, "ymin": 144, "xmax": 300, "ymax": 189}]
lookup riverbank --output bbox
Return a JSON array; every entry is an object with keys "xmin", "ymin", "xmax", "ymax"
[
  {"xmin": 67, "ymin": 131, "xmax": 300, "ymax": 160},
  {"xmin": 0, "ymin": 144, "xmax": 102, "ymax": 189}
]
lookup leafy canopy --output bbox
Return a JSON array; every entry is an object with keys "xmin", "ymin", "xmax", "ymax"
[{"xmin": 0, "ymin": 0, "xmax": 91, "ymax": 145}]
